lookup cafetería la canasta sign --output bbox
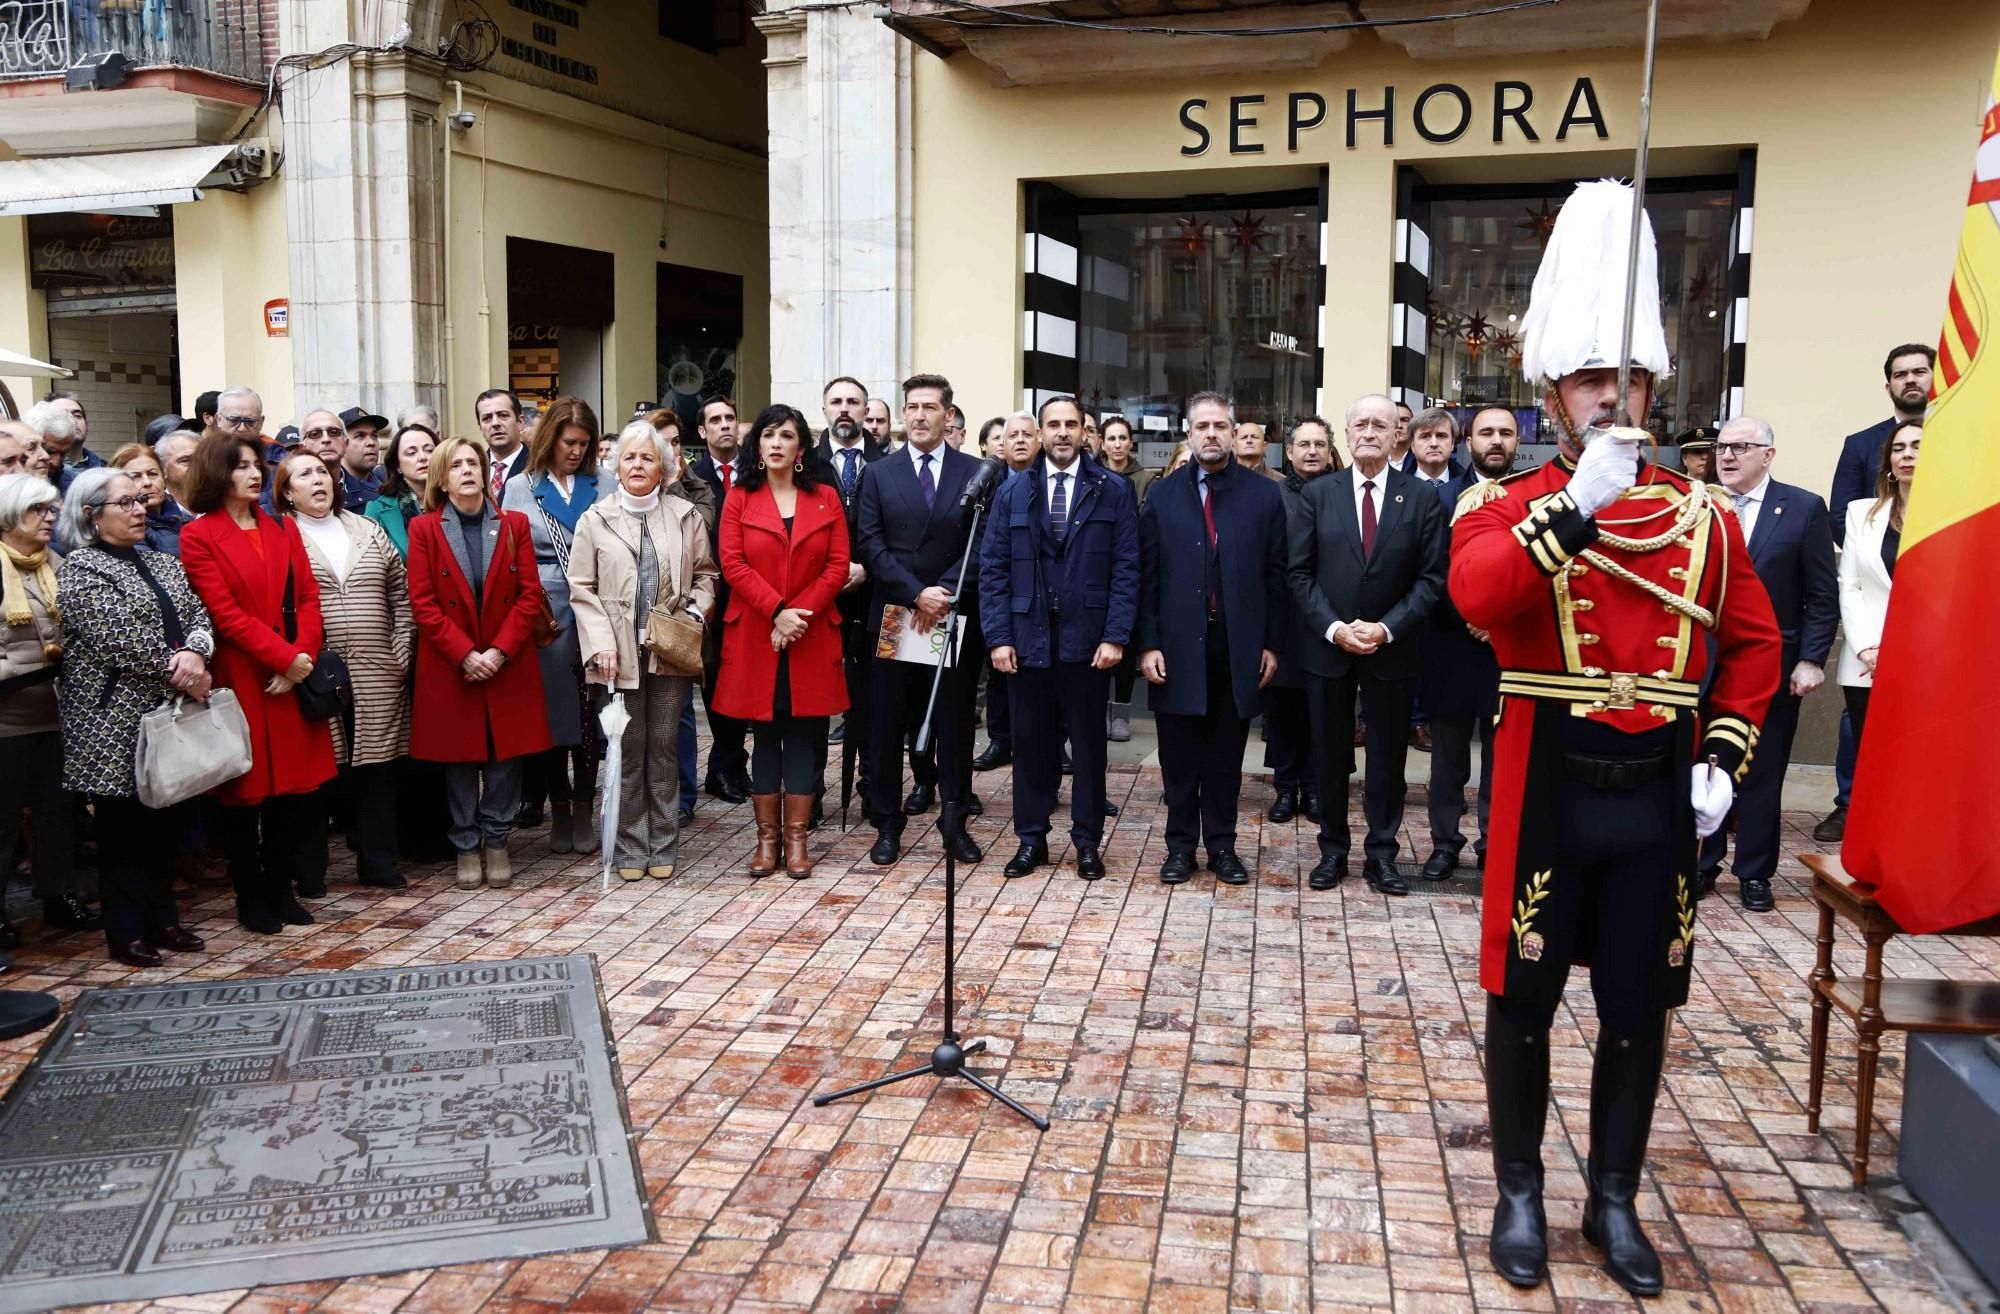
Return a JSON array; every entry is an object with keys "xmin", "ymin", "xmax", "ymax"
[{"xmin": 1178, "ymin": 76, "xmax": 1609, "ymax": 156}]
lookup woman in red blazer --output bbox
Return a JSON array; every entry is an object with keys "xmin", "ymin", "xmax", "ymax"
[
  {"xmin": 406, "ymin": 435, "xmax": 552, "ymax": 892},
  {"xmin": 178, "ymin": 434, "xmax": 337, "ymax": 934},
  {"xmin": 714, "ymin": 404, "xmax": 850, "ymax": 878}
]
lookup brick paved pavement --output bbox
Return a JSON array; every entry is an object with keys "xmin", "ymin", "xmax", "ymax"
[{"xmin": 3, "ymin": 758, "xmax": 1995, "ymax": 1313}]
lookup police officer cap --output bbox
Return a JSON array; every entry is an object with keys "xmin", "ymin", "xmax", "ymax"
[{"xmin": 1676, "ymin": 424, "xmax": 1718, "ymax": 452}]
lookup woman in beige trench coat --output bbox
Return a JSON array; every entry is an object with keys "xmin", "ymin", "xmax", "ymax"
[{"xmin": 568, "ymin": 421, "xmax": 719, "ymax": 881}]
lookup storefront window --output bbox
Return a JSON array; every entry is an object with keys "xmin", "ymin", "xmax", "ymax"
[
  {"xmin": 1420, "ymin": 181, "xmax": 1734, "ymax": 446},
  {"xmin": 1076, "ymin": 198, "xmax": 1320, "ymax": 459}
]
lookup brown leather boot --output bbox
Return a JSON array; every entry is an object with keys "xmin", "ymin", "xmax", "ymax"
[
  {"xmin": 748, "ymin": 795, "xmax": 782, "ymax": 876},
  {"xmin": 782, "ymin": 794, "xmax": 814, "ymax": 878}
]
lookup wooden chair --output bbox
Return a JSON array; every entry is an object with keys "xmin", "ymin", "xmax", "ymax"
[{"xmin": 1800, "ymin": 852, "xmax": 2000, "ymax": 1185}]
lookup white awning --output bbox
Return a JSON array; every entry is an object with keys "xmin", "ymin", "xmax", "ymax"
[
  {"xmin": 0, "ymin": 144, "xmax": 242, "ymax": 218},
  {"xmin": 0, "ymin": 347, "xmax": 71, "ymax": 379}
]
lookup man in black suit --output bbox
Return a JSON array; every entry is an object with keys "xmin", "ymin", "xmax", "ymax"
[
  {"xmin": 475, "ymin": 388, "xmax": 532, "ymax": 498},
  {"xmin": 1817, "ymin": 342, "xmax": 1932, "ymax": 844},
  {"xmin": 1700, "ymin": 416, "xmax": 1837, "ymax": 911},
  {"xmin": 1289, "ymin": 393, "xmax": 1448, "ymax": 894},
  {"xmin": 1266, "ymin": 417, "xmax": 1337, "ymax": 823},
  {"xmin": 853, "ymin": 373, "xmax": 986, "ymax": 865},
  {"xmin": 1135, "ymin": 391, "xmax": 1288, "ymax": 886},
  {"xmin": 1419, "ymin": 405, "xmax": 1518, "ymax": 879},
  {"xmin": 688, "ymin": 396, "xmax": 753, "ymax": 803},
  {"xmin": 980, "ymin": 396, "xmax": 1139, "ymax": 882},
  {"xmin": 819, "ymin": 376, "xmax": 887, "ymax": 767}
]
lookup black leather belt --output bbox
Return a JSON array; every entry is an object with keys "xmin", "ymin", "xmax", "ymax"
[{"xmin": 1561, "ymin": 750, "xmax": 1672, "ymax": 791}]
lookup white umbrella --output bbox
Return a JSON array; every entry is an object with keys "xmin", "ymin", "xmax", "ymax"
[
  {"xmin": 0, "ymin": 347, "xmax": 72, "ymax": 378},
  {"xmin": 597, "ymin": 693, "xmax": 630, "ymax": 892}
]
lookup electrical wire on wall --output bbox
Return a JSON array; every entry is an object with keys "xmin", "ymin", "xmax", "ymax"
[{"xmin": 875, "ymin": 0, "xmax": 1561, "ymax": 38}]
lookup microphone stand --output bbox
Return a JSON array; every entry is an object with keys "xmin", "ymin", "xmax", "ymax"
[{"xmin": 813, "ymin": 486, "xmax": 1048, "ymax": 1130}]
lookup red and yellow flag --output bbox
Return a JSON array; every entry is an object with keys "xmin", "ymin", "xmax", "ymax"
[{"xmin": 1843, "ymin": 48, "xmax": 2000, "ymax": 931}]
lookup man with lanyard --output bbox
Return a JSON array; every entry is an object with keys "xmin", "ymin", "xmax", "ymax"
[{"xmin": 1449, "ymin": 181, "xmax": 1781, "ymax": 1297}]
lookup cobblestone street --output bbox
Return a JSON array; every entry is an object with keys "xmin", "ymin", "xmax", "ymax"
[{"xmin": 3, "ymin": 759, "xmax": 1994, "ymax": 1313}]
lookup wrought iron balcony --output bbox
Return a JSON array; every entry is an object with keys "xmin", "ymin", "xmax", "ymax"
[{"xmin": 0, "ymin": 0, "xmax": 270, "ymax": 84}]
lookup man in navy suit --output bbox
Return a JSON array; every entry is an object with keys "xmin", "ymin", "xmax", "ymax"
[
  {"xmin": 1418, "ymin": 405, "xmax": 1520, "ymax": 879},
  {"xmin": 1700, "ymin": 417, "xmax": 1837, "ymax": 911},
  {"xmin": 689, "ymin": 397, "xmax": 753, "ymax": 804},
  {"xmin": 818, "ymin": 376, "xmax": 888, "ymax": 791},
  {"xmin": 1289, "ymin": 394, "xmax": 1448, "ymax": 895},
  {"xmin": 1135, "ymin": 391, "xmax": 1288, "ymax": 887},
  {"xmin": 853, "ymin": 373, "xmax": 985, "ymax": 866},
  {"xmin": 980, "ymin": 396, "xmax": 1138, "ymax": 882},
  {"xmin": 1817, "ymin": 343, "xmax": 1932, "ymax": 844}
]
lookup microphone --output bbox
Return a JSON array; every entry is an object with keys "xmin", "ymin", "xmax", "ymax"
[{"xmin": 958, "ymin": 456, "xmax": 1008, "ymax": 508}]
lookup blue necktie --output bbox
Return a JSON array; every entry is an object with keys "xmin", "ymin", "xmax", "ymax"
[
  {"xmin": 840, "ymin": 447, "xmax": 859, "ymax": 499},
  {"xmin": 1050, "ymin": 470, "xmax": 1069, "ymax": 541},
  {"xmin": 918, "ymin": 453, "xmax": 935, "ymax": 507}
]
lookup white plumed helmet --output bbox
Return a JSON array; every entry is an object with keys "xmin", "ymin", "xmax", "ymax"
[{"xmin": 1519, "ymin": 179, "xmax": 1673, "ymax": 387}]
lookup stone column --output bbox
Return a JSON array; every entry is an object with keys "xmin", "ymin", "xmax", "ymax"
[
  {"xmin": 277, "ymin": 0, "xmax": 444, "ymax": 419},
  {"xmin": 757, "ymin": 4, "xmax": 912, "ymax": 409}
]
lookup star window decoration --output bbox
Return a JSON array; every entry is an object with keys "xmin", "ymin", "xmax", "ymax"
[
  {"xmin": 1517, "ymin": 198, "xmax": 1560, "ymax": 246},
  {"xmin": 1226, "ymin": 211, "xmax": 1270, "ymax": 256},
  {"xmin": 1175, "ymin": 217, "xmax": 1212, "ymax": 254}
]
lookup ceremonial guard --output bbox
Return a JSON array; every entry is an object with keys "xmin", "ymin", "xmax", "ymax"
[{"xmin": 1449, "ymin": 181, "xmax": 1781, "ymax": 1296}]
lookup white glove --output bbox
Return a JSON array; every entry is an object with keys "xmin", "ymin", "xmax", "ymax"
[
  {"xmin": 1692, "ymin": 768, "xmax": 1734, "ymax": 839},
  {"xmin": 1568, "ymin": 429, "xmax": 1641, "ymax": 517}
]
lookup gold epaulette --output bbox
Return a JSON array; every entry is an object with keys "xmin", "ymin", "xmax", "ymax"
[
  {"xmin": 1451, "ymin": 477, "xmax": 1508, "ymax": 525},
  {"xmin": 1700, "ymin": 482, "xmax": 1737, "ymax": 516}
]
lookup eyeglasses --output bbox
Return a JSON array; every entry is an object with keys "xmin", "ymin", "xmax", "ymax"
[
  {"xmin": 302, "ymin": 426, "xmax": 344, "ymax": 440},
  {"xmin": 220, "ymin": 414, "xmax": 263, "ymax": 430},
  {"xmin": 30, "ymin": 505, "xmax": 57, "ymax": 520},
  {"xmin": 1715, "ymin": 441, "xmax": 1772, "ymax": 457},
  {"xmin": 89, "ymin": 495, "xmax": 147, "ymax": 513}
]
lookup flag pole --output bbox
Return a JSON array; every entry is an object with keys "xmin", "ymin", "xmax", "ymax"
[{"xmin": 1615, "ymin": 0, "xmax": 1662, "ymax": 427}]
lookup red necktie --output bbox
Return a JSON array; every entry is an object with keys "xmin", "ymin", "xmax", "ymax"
[
  {"xmin": 721, "ymin": 462, "xmax": 733, "ymax": 493},
  {"xmin": 490, "ymin": 456, "xmax": 504, "ymax": 501},
  {"xmin": 1201, "ymin": 477, "xmax": 1218, "ymax": 615},
  {"xmin": 1360, "ymin": 479, "xmax": 1378, "ymax": 559}
]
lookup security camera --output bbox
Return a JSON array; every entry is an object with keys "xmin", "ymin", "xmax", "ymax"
[{"xmin": 448, "ymin": 111, "xmax": 477, "ymax": 131}]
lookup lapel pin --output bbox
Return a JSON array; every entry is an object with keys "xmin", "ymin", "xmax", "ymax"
[
  {"xmin": 1394, "ymin": 494, "xmax": 1404, "ymax": 504},
  {"xmin": 1773, "ymin": 506, "xmax": 1783, "ymax": 515}
]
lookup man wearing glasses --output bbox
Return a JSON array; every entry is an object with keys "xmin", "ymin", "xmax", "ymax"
[
  {"xmin": 214, "ymin": 388, "xmax": 267, "ymax": 443},
  {"xmin": 1697, "ymin": 417, "xmax": 1837, "ymax": 912}
]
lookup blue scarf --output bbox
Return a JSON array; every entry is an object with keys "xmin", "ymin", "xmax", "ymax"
[{"xmin": 531, "ymin": 472, "xmax": 594, "ymax": 536}]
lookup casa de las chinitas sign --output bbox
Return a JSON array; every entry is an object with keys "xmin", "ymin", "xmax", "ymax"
[{"xmin": 1177, "ymin": 76, "xmax": 1611, "ymax": 155}]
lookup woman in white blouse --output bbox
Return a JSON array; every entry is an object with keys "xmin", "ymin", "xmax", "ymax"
[
  {"xmin": 276, "ymin": 453, "xmax": 415, "ymax": 889},
  {"xmin": 1836, "ymin": 422, "xmax": 1921, "ymax": 749}
]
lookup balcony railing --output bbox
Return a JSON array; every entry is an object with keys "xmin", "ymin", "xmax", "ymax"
[{"xmin": 0, "ymin": 0, "xmax": 269, "ymax": 83}]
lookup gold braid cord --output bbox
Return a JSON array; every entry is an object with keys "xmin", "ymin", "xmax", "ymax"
[{"xmin": 1578, "ymin": 488, "xmax": 1716, "ymax": 629}]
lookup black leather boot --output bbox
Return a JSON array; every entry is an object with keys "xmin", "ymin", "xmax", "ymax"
[
  {"xmin": 1582, "ymin": 1016, "xmax": 1668, "ymax": 1297},
  {"xmin": 1484, "ymin": 995, "xmax": 1550, "ymax": 1288}
]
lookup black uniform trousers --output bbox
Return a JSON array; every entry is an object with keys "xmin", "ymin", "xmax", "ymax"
[
  {"xmin": 1262, "ymin": 684, "xmax": 1316, "ymax": 792},
  {"xmin": 1699, "ymin": 686, "xmax": 1802, "ymax": 885},
  {"xmin": 1497, "ymin": 722, "xmax": 1676, "ymax": 1037},
  {"xmin": 1426, "ymin": 712, "xmax": 1494, "ymax": 860},
  {"xmin": 1155, "ymin": 636, "xmax": 1251, "ymax": 857},
  {"xmin": 1309, "ymin": 669, "xmax": 1413, "ymax": 865},
  {"xmin": 1010, "ymin": 659, "xmax": 1110, "ymax": 848},
  {"xmin": 867, "ymin": 640, "xmax": 974, "ymax": 835},
  {"xmin": 984, "ymin": 665, "xmax": 1011, "ymax": 753},
  {"xmin": 92, "ymin": 794, "xmax": 184, "ymax": 951}
]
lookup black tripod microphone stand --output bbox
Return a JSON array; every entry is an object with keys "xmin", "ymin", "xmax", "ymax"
[{"xmin": 813, "ymin": 474, "xmax": 1048, "ymax": 1130}]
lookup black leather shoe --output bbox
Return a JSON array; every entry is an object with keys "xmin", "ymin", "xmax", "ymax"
[
  {"xmin": 1003, "ymin": 843, "xmax": 1048, "ymax": 878},
  {"xmin": 1302, "ymin": 787, "xmax": 1322, "ymax": 824},
  {"xmin": 156, "ymin": 925, "xmax": 206, "ymax": 953},
  {"xmin": 359, "ymin": 870, "xmax": 408, "ymax": 889},
  {"xmin": 1268, "ymin": 788, "xmax": 1297, "ymax": 823},
  {"xmin": 1308, "ymin": 855, "xmax": 1347, "ymax": 890},
  {"xmin": 868, "ymin": 829, "xmax": 901, "ymax": 865},
  {"xmin": 237, "ymin": 904, "xmax": 283, "ymax": 935},
  {"xmin": 1582, "ymin": 1024, "xmax": 1668, "ymax": 1298},
  {"xmin": 676, "ymin": 807, "xmax": 695, "ymax": 828},
  {"xmin": 1103, "ymin": 800, "xmax": 1119, "ymax": 817},
  {"xmin": 1363, "ymin": 859, "xmax": 1411, "ymax": 895},
  {"xmin": 1811, "ymin": 806, "xmax": 1847, "ymax": 843},
  {"xmin": 966, "ymin": 794, "xmax": 985, "ymax": 818},
  {"xmin": 728, "ymin": 770, "xmax": 755, "ymax": 799},
  {"xmin": 943, "ymin": 829, "xmax": 983, "ymax": 863},
  {"xmin": 1210, "ymin": 851, "xmax": 1249, "ymax": 885},
  {"xmin": 1694, "ymin": 866, "xmax": 1722, "ymax": 900},
  {"xmin": 1159, "ymin": 851, "xmax": 1195, "ymax": 885},
  {"xmin": 828, "ymin": 720, "xmax": 846, "ymax": 744},
  {"xmin": 112, "ymin": 939, "xmax": 163, "ymax": 968},
  {"xmin": 275, "ymin": 895, "xmax": 316, "ymax": 926},
  {"xmin": 1420, "ymin": 850, "xmax": 1458, "ymax": 881},
  {"xmin": 704, "ymin": 772, "xmax": 746, "ymax": 805},
  {"xmin": 295, "ymin": 874, "xmax": 328, "ymax": 899},
  {"xmin": 903, "ymin": 783, "xmax": 935, "ymax": 815},
  {"xmin": 1739, "ymin": 877, "xmax": 1776, "ymax": 912},
  {"xmin": 515, "ymin": 801, "xmax": 544, "ymax": 829},
  {"xmin": 42, "ymin": 896, "xmax": 104, "ymax": 932},
  {"xmin": 1076, "ymin": 845, "xmax": 1106, "ymax": 881},
  {"xmin": 972, "ymin": 744, "xmax": 1011, "ymax": 771}
]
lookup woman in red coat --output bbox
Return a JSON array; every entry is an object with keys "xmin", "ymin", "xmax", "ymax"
[
  {"xmin": 714, "ymin": 404, "xmax": 849, "ymax": 878},
  {"xmin": 406, "ymin": 434, "xmax": 552, "ymax": 892},
  {"xmin": 178, "ymin": 434, "xmax": 337, "ymax": 934}
]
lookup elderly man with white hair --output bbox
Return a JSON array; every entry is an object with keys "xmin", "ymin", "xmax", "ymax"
[{"xmin": 20, "ymin": 402, "xmax": 73, "ymax": 488}]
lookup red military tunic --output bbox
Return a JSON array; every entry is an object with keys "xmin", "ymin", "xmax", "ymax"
[{"xmin": 1449, "ymin": 457, "xmax": 1782, "ymax": 1009}]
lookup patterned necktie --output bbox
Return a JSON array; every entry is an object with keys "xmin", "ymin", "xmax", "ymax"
[
  {"xmin": 918, "ymin": 453, "xmax": 935, "ymax": 506},
  {"xmin": 489, "ymin": 454, "xmax": 505, "ymax": 501},
  {"xmin": 1361, "ymin": 479, "xmax": 1378, "ymax": 559},
  {"xmin": 1050, "ymin": 470, "xmax": 1069, "ymax": 541},
  {"xmin": 1732, "ymin": 491, "xmax": 1749, "ymax": 514},
  {"xmin": 840, "ymin": 448, "xmax": 859, "ymax": 499}
]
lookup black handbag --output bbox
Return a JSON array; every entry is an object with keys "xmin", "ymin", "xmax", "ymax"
[{"xmin": 282, "ymin": 561, "xmax": 354, "ymax": 725}]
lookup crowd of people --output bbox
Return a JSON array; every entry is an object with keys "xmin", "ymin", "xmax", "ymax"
[{"xmin": 0, "ymin": 346, "xmax": 1920, "ymax": 971}]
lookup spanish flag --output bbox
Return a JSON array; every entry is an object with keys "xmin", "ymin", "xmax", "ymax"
[{"xmin": 1842, "ymin": 50, "xmax": 2000, "ymax": 932}]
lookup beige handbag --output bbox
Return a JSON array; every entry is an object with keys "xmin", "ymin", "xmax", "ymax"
[{"xmin": 642, "ymin": 512, "xmax": 704, "ymax": 677}]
